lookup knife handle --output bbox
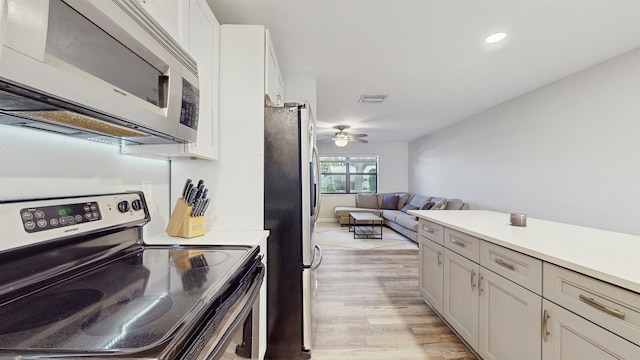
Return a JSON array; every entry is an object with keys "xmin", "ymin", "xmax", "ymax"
[
  {"xmin": 182, "ymin": 179, "xmax": 192, "ymax": 199},
  {"xmin": 201, "ymin": 198, "xmax": 211, "ymax": 216}
]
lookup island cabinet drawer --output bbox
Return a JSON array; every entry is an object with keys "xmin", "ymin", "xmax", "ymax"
[
  {"xmin": 443, "ymin": 228, "xmax": 479, "ymax": 262},
  {"xmin": 418, "ymin": 219, "xmax": 444, "ymax": 245},
  {"xmin": 543, "ymin": 262, "xmax": 640, "ymax": 346},
  {"xmin": 480, "ymin": 241, "xmax": 542, "ymax": 295}
]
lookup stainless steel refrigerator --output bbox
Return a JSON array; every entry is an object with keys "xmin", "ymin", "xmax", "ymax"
[{"xmin": 264, "ymin": 103, "xmax": 322, "ymax": 360}]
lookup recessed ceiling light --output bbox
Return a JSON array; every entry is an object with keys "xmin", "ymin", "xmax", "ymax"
[
  {"xmin": 358, "ymin": 94, "xmax": 388, "ymax": 104},
  {"xmin": 485, "ymin": 32, "xmax": 507, "ymax": 43}
]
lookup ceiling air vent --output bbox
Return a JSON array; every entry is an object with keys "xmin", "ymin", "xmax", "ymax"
[{"xmin": 358, "ymin": 94, "xmax": 388, "ymax": 104}]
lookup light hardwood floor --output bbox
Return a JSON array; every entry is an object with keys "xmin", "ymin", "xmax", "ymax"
[{"xmin": 312, "ymin": 223, "xmax": 476, "ymax": 360}]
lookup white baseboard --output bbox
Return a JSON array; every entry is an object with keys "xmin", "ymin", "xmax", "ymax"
[{"xmin": 317, "ymin": 217, "xmax": 337, "ymax": 223}]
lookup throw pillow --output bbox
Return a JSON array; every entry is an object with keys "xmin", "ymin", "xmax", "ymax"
[
  {"xmin": 356, "ymin": 193, "xmax": 379, "ymax": 209},
  {"xmin": 419, "ymin": 201, "xmax": 434, "ymax": 210},
  {"xmin": 431, "ymin": 199, "xmax": 447, "ymax": 210},
  {"xmin": 381, "ymin": 194, "xmax": 399, "ymax": 209},
  {"xmin": 396, "ymin": 194, "xmax": 411, "ymax": 210},
  {"xmin": 401, "ymin": 204, "xmax": 419, "ymax": 213}
]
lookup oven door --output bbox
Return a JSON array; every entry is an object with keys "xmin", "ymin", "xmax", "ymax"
[{"xmin": 189, "ymin": 263, "xmax": 264, "ymax": 360}]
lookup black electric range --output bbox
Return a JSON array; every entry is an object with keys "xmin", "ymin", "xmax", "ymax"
[{"xmin": 0, "ymin": 192, "xmax": 263, "ymax": 359}]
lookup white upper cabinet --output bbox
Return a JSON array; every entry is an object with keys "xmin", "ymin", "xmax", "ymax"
[
  {"xmin": 134, "ymin": 0, "xmax": 184, "ymax": 45},
  {"xmin": 265, "ymin": 30, "xmax": 284, "ymax": 106},
  {"xmin": 181, "ymin": 0, "xmax": 219, "ymax": 159},
  {"xmin": 125, "ymin": 0, "xmax": 219, "ymax": 160}
]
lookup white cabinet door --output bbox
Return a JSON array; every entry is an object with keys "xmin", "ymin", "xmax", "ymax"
[
  {"xmin": 276, "ymin": 68, "xmax": 284, "ymax": 106},
  {"xmin": 265, "ymin": 30, "xmax": 283, "ymax": 106},
  {"xmin": 542, "ymin": 300, "xmax": 640, "ymax": 360},
  {"xmin": 419, "ymin": 237, "xmax": 444, "ymax": 313},
  {"xmin": 124, "ymin": 0, "xmax": 219, "ymax": 160},
  {"xmin": 135, "ymin": 0, "xmax": 185, "ymax": 45},
  {"xmin": 479, "ymin": 268, "xmax": 541, "ymax": 360},
  {"xmin": 444, "ymin": 248, "xmax": 480, "ymax": 351},
  {"xmin": 183, "ymin": 0, "xmax": 219, "ymax": 159}
]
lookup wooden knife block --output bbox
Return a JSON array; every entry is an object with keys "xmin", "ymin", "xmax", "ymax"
[{"xmin": 166, "ymin": 199, "xmax": 206, "ymax": 238}]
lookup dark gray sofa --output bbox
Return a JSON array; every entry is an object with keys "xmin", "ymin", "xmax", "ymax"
[{"xmin": 334, "ymin": 192, "xmax": 466, "ymax": 242}]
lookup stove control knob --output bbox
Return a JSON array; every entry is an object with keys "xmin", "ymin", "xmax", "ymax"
[
  {"xmin": 131, "ymin": 199, "xmax": 143, "ymax": 211},
  {"xmin": 117, "ymin": 200, "xmax": 130, "ymax": 213}
]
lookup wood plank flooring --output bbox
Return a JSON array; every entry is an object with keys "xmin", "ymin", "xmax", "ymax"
[{"xmin": 312, "ymin": 247, "xmax": 477, "ymax": 360}]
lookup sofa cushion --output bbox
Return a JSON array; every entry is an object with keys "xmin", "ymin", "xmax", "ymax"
[
  {"xmin": 397, "ymin": 194, "xmax": 411, "ymax": 210},
  {"xmin": 431, "ymin": 199, "xmax": 448, "ymax": 210},
  {"xmin": 395, "ymin": 215, "xmax": 419, "ymax": 232},
  {"xmin": 445, "ymin": 199, "xmax": 465, "ymax": 210},
  {"xmin": 382, "ymin": 209, "xmax": 404, "ymax": 222},
  {"xmin": 356, "ymin": 193, "xmax": 379, "ymax": 209},
  {"xmin": 419, "ymin": 201, "xmax": 434, "ymax": 210},
  {"xmin": 401, "ymin": 204, "xmax": 419, "ymax": 213},
  {"xmin": 381, "ymin": 194, "xmax": 399, "ymax": 209},
  {"xmin": 408, "ymin": 195, "xmax": 432, "ymax": 208}
]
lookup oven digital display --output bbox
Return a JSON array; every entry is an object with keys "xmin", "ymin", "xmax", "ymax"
[{"xmin": 21, "ymin": 202, "xmax": 101, "ymax": 233}]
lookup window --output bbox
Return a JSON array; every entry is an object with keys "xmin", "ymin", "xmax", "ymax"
[{"xmin": 320, "ymin": 155, "xmax": 378, "ymax": 194}]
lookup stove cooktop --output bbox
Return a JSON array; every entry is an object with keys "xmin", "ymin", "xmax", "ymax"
[{"xmin": 0, "ymin": 245, "xmax": 259, "ymax": 356}]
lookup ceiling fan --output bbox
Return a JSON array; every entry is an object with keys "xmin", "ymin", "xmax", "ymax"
[{"xmin": 321, "ymin": 125, "xmax": 368, "ymax": 147}]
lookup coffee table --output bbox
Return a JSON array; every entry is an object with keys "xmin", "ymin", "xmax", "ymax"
[{"xmin": 348, "ymin": 212, "xmax": 384, "ymax": 239}]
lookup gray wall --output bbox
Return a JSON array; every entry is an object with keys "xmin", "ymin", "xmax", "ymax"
[{"xmin": 409, "ymin": 48, "xmax": 640, "ymax": 235}]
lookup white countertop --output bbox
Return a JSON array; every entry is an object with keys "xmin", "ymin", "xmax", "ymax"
[
  {"xmin": 144, "ymin": 230, "xmax": 269, "ymax": 255},
  {"xmin": 408, "ymin": 210, "xmax": 640, "ymax": 293}
]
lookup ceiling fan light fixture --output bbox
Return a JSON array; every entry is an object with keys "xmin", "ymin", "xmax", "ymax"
[
  {"xmin": 358, "ymin": 94, "xmax": 388, "ymax": 104},
  {"xmin": 335, "ymin": 138, "xmax": 349, "ymax": 147}
]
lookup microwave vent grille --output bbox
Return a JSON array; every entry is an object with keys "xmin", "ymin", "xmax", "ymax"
[{"xmin": 19, "ymin": 111, "xmax": 148, "ymax": 138}]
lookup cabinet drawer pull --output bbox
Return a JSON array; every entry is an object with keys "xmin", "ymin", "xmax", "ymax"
[
  {"xmin": 422, "ymin": 226, "xmax": 434, "ymax": 233},
  {"xmin": 471, "ymin": 269, "xmax": 476, "ymax": 290},
  {"xmin": 495, "ymin": 258, "xmax": 515, "ymax": 271},
  {"xmin": 578, "ymin": 294, "xmax": 626, "ymax": 320},
  {"xmin": 450, "ymin": 239, "xmax": 467, "ymax": 248},
  {"xmin": 542, "ymin": 309, "xmax": 550, "ymax": 342}
]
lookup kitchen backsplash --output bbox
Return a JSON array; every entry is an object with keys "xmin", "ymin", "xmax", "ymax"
[{"xmin": 0, "ymin": 125, "xmax": 171, "ymax": 235}]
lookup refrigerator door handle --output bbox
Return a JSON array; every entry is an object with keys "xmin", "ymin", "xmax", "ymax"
[
  {"xmin": 310, "ymin": 245, "xmax": 323, "ymax": 270},
  {"xmin": 312, "ymin": 145, "xmax": 321, "ymax": 223}
]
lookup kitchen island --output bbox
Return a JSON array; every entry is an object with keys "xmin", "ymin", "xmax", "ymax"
[{"xmin": 407, "ymin": 209, "xmax": 639, "ymax": 360}]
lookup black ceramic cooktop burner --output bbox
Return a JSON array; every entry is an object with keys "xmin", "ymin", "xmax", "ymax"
[
  {"xmin": 0, "ymin": 289, "xmax": 103, "ymax": 335},
  {"xmin": 82, "ymin": 295, "xmax": 173, "ymax": 336}
]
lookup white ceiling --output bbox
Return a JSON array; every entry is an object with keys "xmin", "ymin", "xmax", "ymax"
[{"xmin": 208, "ymin": 0, "xmax": 640, "ymax": 143}]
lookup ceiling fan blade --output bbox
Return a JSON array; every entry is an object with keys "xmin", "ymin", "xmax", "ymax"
[
  {"xmin": 349, "ymin": 137, "xmax": 368, "ymax": 143},
  {"xmin": 349, "ymin": 133, "xmax": 367, "ymax": 138}
]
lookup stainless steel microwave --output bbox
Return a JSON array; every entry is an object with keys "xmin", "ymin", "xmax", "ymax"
[{"xmin": 0, "ymin": 0, "xmax": 199, "ymax": 145}]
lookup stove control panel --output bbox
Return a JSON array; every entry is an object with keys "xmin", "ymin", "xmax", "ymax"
[
  {"xmin": 0, "ymin": 192, "xmax": 150, "ymax": 252},
  {"xmin": 20, "ymin": 201, "xmax": 102, "ymax": 233}
]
